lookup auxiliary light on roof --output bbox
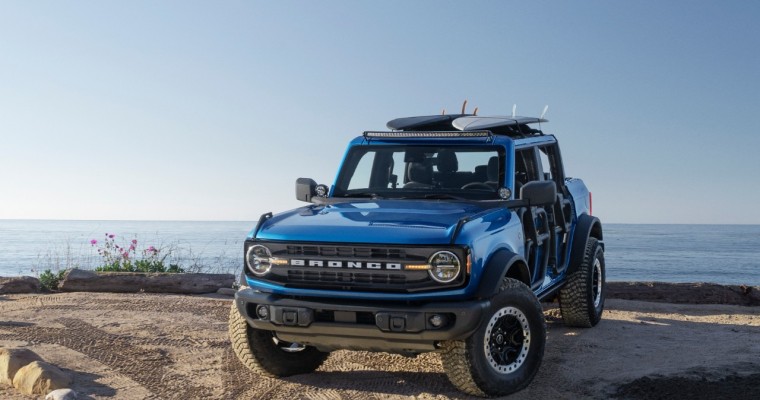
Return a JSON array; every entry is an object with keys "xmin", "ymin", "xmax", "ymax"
[{"xmin": 363, "ymin": 131, "xmax": 492, "ymax": 139}]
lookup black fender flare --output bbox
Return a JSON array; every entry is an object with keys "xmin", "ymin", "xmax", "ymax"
[
  {"xmin": 475, "ymin": 249, "xmax": 531, "ymax": 298},
  {"xmin": 567, "ymin": 214, "xmax": 604, "ymax": 275}
]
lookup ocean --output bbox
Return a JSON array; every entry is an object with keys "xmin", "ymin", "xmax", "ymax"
[{"xmin": 0, "ymin": 220, "xmax": 758, "ymax": 285}]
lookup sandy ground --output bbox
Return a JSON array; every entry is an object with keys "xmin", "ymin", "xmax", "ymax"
[{"xmin": 1, "ymin": 292, "xmax": 758, "ymax": 399}]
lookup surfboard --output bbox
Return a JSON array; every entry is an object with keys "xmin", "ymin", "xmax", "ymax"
[
  {"xmin": 386, "ymin": 114, "xmax": 469, "ymax": 131},
  {"xmin": 452, "ymin": 116, "xmax": 548, "ymax": 131}
]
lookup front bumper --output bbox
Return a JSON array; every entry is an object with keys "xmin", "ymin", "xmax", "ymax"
[{"xmin": 235, "ymin": 287, "xmax": 489, "ymax": 353}]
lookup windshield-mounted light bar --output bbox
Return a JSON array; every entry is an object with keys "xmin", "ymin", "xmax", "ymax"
[{"xmin": 363, "ymin": 131, "xmax": 492, "ymax": 139}]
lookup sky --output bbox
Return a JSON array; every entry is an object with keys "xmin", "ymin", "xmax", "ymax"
[{"xmin": 1, "ymin": 1, "xmax": 758, "ymax": 224}]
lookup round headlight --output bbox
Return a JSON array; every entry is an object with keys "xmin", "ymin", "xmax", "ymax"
[
  {"xmin": 246, "ymin": 245, "xmax": 273, "ymax": 276},
  {"xmin": 315, "ymin": 184, "xmax": 329, "ymax": 197},
  {"xmin": 428, "ymin": 251, "xmax": 461, "ymax": 283}
]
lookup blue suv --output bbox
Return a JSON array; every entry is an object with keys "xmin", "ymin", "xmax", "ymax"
[{"xmin": 230, "ymin": 111, "xmax": 605, "ymax": 397}]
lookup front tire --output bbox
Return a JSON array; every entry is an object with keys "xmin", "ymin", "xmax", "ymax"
[
  {"xmin": 440, "ymin": 278, "xmax": 546, "ymax": 397},
  {"xmin": 559, "ymin": 237, "xmax": 605, "ymax": 327},
  {"xmin": 228, "ymin": 302, "xmax": 329, "ymax": 377}
]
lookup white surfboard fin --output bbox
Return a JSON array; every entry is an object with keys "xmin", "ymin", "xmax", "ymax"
[
  {"xmin": 511, "ymin": 104, "xmax": 517, "ymax": 119},
  {"xmin": 540, "ymin": 105, "xmax": 549, "ymax": 119}
]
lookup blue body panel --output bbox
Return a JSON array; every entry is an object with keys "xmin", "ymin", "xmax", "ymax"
[
  {"xmin": 254, "ymin": 200, "xmax": 486, "ymax": 245},
  {"xmin": 566, "ymin": 178, "xmax": 590, "ymax": 217}
]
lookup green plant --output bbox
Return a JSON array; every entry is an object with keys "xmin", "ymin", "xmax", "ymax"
[
  {"xmin": 91, "ymin": 234, "xmax": 185, "ymax": 273},
  {"xmin": 39, "ymin": 269, "xmax": 67, "ymax": 291}
]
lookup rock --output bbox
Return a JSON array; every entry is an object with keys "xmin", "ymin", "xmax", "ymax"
[
  {"xmin": 12, "ymin": 361, "xmax": 71, "ymax": 395},
  {"xmin": 58, "ymin": 268, "xmax": 235, "ymax": 294},
  {"xmin": 0, "ymin": 347, "xmax": 43, "ymax": 386},
  {"xmin": 45, "ymin": 388, "xmax": 78, "ymax": 400},
  {"xmin": 216, "ymin": 287, "xmax": 237, "ymax": 296},
  {"xmin": 0, "ymin": 276, "xmax": 40, "ymax": 294},
  {"xmin": 607, "ymin": 282, "xmax": 760, "ymax": 306}
]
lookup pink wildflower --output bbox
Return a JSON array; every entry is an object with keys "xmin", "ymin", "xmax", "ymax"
[
  {"xmin": 129, "ymin": 244, "xmax": 136, "ymax": 251},
  {"xmin": 109, "ymin": 234, "xmax": 115, "ymax": 239},
  {"xmin": 122, "ymin": 251, "xmax": 129, "ymax": 259},
  {"xmin": 131, "ymin": 239, "xmax": 138, "ymax": 245},
  {"xmin": 90, "ymin": 239, "xmax": 98, "ymax": 245},
  {"xmin": 147, "ymin": 246, "xmax": 157, "ymax": 253}
]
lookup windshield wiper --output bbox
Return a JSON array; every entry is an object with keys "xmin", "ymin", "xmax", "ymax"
[
  {"xmin": 419, "ymin": 193, "xmax": 467, "ymax": 200},
  {"xmin": 344, "ymin": 192, "xmax": 383, "ymax": 198}
]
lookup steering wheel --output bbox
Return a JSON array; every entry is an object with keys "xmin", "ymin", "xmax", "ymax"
[{"xmin": 461, "ymin": 182, "xmax": 493, "ymax": 190}]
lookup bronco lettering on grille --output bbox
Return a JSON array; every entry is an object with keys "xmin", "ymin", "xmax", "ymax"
[{"xmin": 290, "ymin": 259, "xmax": 403, "ymax": 270}]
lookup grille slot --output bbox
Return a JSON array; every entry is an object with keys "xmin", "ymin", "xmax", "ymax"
[
  {"xmin": 287, "ymin": 270, "xmax": 408, "ymax": 285},
  {"xmin": 287, "ymin": 245, "xmax": 407, "ymax": 260}
]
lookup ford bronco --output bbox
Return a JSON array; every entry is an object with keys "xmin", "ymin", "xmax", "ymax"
[{"xmin": 229, "ymin": 110, "xmax": 605, "ymax": 396}]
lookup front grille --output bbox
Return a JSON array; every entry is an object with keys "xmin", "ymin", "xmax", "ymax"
[
  {"xmin": 246, "ymin": 241, "xmax": 467, "ymax": 293},
  {"xmin": 287, "ymin": 270, "xmax": 407, "ymax": 285},
  {"xmin": 286, "ymin": 245, "xmax": 408, "ymax": 260}
]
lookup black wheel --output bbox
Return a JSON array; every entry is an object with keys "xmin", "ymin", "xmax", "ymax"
[
  {"xmin": 228, "ymin": 302, "xmax": 329, "ymax": 377},
  {"xmin": 440, "ymin": 278, "xmax": 546, "ymax": 397},
  {"xmin": 559, "ymin": 237, "xmax": 605, "ymax": 327}
]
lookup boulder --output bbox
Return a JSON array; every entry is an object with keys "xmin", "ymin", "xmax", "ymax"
[
  {"xmin": 0, "ymin": 347, "xmax": 43, "ymax": 386},
  {"xmin": 607, "ymin": 282, "xmax": 760, "ymax": 306},
  {"xmin": 12, "ymin": 361, "xmax": 71, "ymax": 395},
  {"xmin": 46, "ymin": 388, "xmax": 78, "ymax": 400},
  {"xmin": 59, "ymin": 268, "xmax": 234, "ymax": 294},
  {"xmin": 216, "ymin": 287, "xmax": 237, "ymax": 296},
  {"xmin": 0, "ymin": 276, "xmax": 40, "ymax": 294}
]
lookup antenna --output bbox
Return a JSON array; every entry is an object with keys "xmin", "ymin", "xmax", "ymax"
[
  {"xmin": 511, "ymin": 104, "xmax": 517, "ymax": 119},
  {"xmin": 461, "ymin": 100, "xmax": 468, "ymax": 114},
  {"xmin": 540, "ymin": 105, "xmax": 549, "ymax": 119}
]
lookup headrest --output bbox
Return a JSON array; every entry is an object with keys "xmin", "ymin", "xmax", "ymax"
[
  {"xmin": 436, "ymin": 150, "xmax": 458, "ymax": 173},
  {"xmin": 407, "ymin": 162, "xmax": 432, "ymax": 183},
  {"xmin": 404, "ymin": 150, "xmax": 426, "ymax": 163}
]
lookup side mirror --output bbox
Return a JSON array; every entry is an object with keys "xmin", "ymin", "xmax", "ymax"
[
  {"xmin": 520, "ymin": 180, "xmax": 556, "ymax": 206},
  {"xmin": 295, "ymin": 178, "xmax": 317, "ymax": 202}
]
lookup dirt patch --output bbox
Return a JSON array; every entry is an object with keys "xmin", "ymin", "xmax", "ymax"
[{"xmin": 0, "ymin": 293, "xmax": 758, "ymax": 399}]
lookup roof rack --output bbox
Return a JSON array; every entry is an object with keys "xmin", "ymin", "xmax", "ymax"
[{"xmin": 363, "ymin": 131, "xmax": 493, "ymax": 139}]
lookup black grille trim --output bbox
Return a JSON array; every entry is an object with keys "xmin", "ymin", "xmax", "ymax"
[{"xmin": 245, "ymin": 241, "xmax": 468, "ymax": 293}]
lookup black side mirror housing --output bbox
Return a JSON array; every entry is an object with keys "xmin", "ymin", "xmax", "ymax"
[
  {"xmin": 295, "ymin": 178, "xmax": 317, "ymax": 202},
  {"xmin": 520, "ymin": 180, "xmax": 557, "ymax": 206}
]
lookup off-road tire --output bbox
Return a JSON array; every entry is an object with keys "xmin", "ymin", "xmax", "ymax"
[
  {"xmin": 440, "ymin": 278, "xmax": 546, "ymax": 397},
  {"xmin": 559, "ymin": 237, "xmax": 605, "ymax": 327},
  {"xmin": 228, "ymin": 302, "xmax": 329, "ymax": 377}
]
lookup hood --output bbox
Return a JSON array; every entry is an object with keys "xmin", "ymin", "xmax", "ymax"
[{"xmin": 254, "ymin": 200, "xmax": 488, "ymax": 245}]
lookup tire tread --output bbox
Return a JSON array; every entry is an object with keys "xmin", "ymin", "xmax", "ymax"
[
  {"xmin": 228, "ymin": 302, "xmax": 329, "ymax": 377},
  {"xmin": 440, "ymin": 278, "xmax": 545, "ymax": 397},
  {"xmin": 559, "ymin": 238, "xmax": 603, "ymax": 327}
]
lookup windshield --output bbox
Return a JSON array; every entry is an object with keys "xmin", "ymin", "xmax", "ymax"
[{"xmin": 333, "ymin": 145, "xmax": 505, "ymax": 200}]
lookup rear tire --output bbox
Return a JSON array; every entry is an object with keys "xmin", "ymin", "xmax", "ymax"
[
  {"xmin": 228, "ymin": 302, "xmax": 329, "ymax": 377},
  {"xmin": 440, "ymin": 278, "xmax": 546, "ymax": 397},
  {"xmin": 559, "ymin": 237, "xmax": 605, "ymax": 327}
]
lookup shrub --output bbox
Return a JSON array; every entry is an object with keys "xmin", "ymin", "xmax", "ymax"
[
  {"xmin": 39, "ymin": 269, "xmax": 67, "ymax": 291},
  {"xmin": 91, "ymin": 234, "xmax": 185, "ymax": 273}
]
